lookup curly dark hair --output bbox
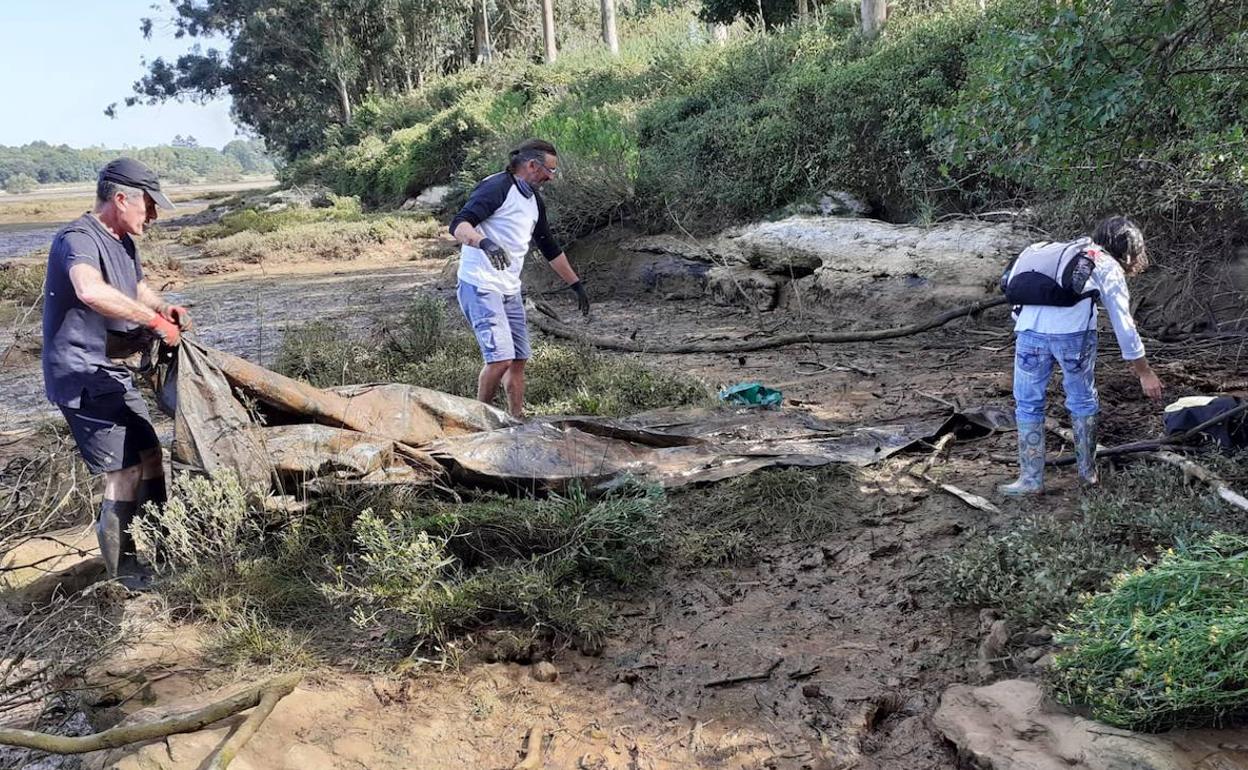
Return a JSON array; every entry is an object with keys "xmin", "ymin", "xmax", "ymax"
[{"xmin": 1092, "ymin": 215, "xmax": 1148, "ymax": 276}]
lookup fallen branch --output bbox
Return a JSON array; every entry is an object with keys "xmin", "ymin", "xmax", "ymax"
[
  {"xmin": 1049, "ymin": 401, "xmax": 1248, "ymax": 466},
  {"xmin": 705, "ymin": 657, "xmax": 784, "ymax": 688},
  {"xmin": 529, "ymin": 297, "xmax": 1010, "ymax": 354},
  {"xmin": 0, "ymin": 672, "xmax": 301, "ymax": 760},
  {"xmin": 206, "ymin": 674, "xmax": 296, "ymax": 770},
  {"xmin": 1147, "ymin": 451, "xmax": 1248, "ymax": 513}
]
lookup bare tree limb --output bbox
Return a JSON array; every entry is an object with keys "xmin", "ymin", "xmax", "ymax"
[
  {"xmin": 530, "ymin": 296, "xmax": 1010, "ymax": 354},
  {"xmin": 1148, "ymin": 451, "xmax": 1248, "ymax": 513},
  {"xmin": 0, "ymin": 673, "xmax": 300, "ymax": 757},
  {"xmin": 206, "ymin": 674, "xmax": 296, "ymax": 770}
]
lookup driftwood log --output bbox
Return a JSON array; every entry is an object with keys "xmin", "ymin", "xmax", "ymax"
[
  {"xmin": 530, "ymin": 296, "xmax": 1010, "ymax": 354},
  {"xmin": 0, "ymin": 672, "xmax": 300, "ymax": 769}
]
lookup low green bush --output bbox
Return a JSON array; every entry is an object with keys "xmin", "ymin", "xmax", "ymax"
[
  {"xmin": 273, "ymin": 294, "xmax": 713, "ymax": 416},
  {"xmin": 0, "ymin": 263, "xmax": 44, "ymax": 306},
  {"xmin": 184, "ymin": 195, "xmax": 364, "ymax": 243},
  {"xmin": 198, "ymin": 216, "xmax": 440, "ymax": 263},
  {"xmin": 941, "ymin": 514, "xmax": 1133, "ymax": 626},
  {"xmin": 1051, "ymin": 533, "xmax": 1248, "ymax": 732},
  {"xmin": 324, "ymin": 483, "xmax": 665, "ymax": 649}
]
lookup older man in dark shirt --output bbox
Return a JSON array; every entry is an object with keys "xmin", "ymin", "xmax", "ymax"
[{"xmin": 42, "ymin": 158, "xmax": 190, "ymax": 589}]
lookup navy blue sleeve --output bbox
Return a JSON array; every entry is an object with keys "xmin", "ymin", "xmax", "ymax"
[
  {"xmin": 532, "ymin": 193, "xmax": 563, "ymax": 261},
  {"xmin": 449, "ymin": 173, "xmax": 513, "ymax": 235},
  {"xmin": 61, "ymin": 231, "xmax": 103, "ymax": 272}
]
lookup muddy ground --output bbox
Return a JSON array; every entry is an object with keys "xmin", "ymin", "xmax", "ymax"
[{"xmin": 1, "ymin": 210, "xmax": 1243, "ymax": 770}]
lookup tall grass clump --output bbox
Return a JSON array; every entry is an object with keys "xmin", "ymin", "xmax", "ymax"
[
  {"xmin": 272, "ymin": 294, "xmax": 712, "ymax": 415},
  {"xmin": 1051, "ymin": 533, "xmax": 1248, "ymax": 732}
]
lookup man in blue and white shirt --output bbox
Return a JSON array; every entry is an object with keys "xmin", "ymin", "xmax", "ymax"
[{"xmin": 449, "ymin": 139, "xmax": 590, "ymax": 417}]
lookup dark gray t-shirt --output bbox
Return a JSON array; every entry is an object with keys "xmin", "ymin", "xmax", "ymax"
[{"xmin": 41, "ymin": 214, "xmax": 145, "ymax": 406}]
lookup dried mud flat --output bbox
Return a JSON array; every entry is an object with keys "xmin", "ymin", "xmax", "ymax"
[{"xmin": 5, "ymin": 236, "xmax": 1243, "ymax": 770}]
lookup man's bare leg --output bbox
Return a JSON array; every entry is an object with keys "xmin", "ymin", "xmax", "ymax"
[
  {"xmin": 478, "ymin": 360, "xmax": 512, "ymax": 406},
  {"xmin": 502, "ymin": 359, "xmax": 526, "ymax": 418},
  {"xmin": 102, "ymin": 463, "xmax": 142, "ymax": 502}
]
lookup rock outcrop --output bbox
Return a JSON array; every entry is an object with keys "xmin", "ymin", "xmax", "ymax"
[{"xmin": 935, "ymin": 679, "xmax": 1248, "ymax": 770}]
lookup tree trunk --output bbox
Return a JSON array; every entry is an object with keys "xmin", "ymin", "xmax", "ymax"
[
  {"xmin": 542, "ymin": 0, "xmax": 558, "ymax": 62},
  {"xmin": 335, "ymin": 72, "xmax": 353, "ymax": 124},
  {"xmin": 861, "ymin": 0, "xmax": 886, "ymax": 36},
  {"xmin": 710, "ymin": 23, "xmax": 729, "ymax": 44},
  {"xmin": 601, "ymin": 0, "xmax": 619, "ymax": 55},
  {"xmin": 797, "ymin": 0, "xmax": 809, "ymax": 22},
  {"xmin": 474, "ymin": 0, "xmax": 493, "ymax": 63}
]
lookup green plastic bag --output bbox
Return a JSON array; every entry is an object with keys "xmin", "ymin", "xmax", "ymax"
[{"xmin": 719, "ymin": 382, "xmax": 783, "ymax": 407}]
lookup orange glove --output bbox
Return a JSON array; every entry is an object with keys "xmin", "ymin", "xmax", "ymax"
[
  {"xmin": 161, "ymin": 304, "xmax": 193, "ymax": 331},
  {"xmin": 146, "ymin": 312, "xmax": 181, "ymax": 346}
]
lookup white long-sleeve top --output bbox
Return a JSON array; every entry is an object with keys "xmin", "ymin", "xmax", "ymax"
[{"xmin": 1010, "ymin": 237, "xmax": 1147, "ymax": 361}]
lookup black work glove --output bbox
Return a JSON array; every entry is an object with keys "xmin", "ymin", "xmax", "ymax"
[
  {"xmin": 478, "ymin": 237, "xmax": 510, "ymax": 271},
  {"xmin": 570, "ymin": 280, "xmax": 591, "ymax": 318}
]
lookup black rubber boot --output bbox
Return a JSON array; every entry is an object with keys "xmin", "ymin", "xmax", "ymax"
[
  {"xmin": 97, "ymin": 499, "xmax": 153, "ymax": 591},
  {"xmin": 137, "ymin": 476, "xmax": 168, "ymax": 514}
]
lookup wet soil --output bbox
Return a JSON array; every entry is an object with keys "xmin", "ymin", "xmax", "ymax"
[{"xmin": 5, "ymin": 229, "xmax": 1244, "ymax": 769}]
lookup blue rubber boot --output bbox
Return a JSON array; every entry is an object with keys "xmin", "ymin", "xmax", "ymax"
[
  {"xmin": 1073, "ymin": 413, "xmax": 1099, "ymax": 487},
  {"xmin": 999, "ymin": 421, "xmax": 1045, "ymax": 496}
]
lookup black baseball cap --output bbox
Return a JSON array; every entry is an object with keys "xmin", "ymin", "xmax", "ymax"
[{"xmin": 98, "ymin": 158, "xmax": 175, "ymax": 210}]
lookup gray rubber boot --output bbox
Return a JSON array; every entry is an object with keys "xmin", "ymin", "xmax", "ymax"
[
  {"xmin": 1073, "ymin": 413, "xmax": 1099, "ymax": 486},
  {"xmin": 97, "ymin": 499, "xmax": 153, "ymax": 591},
  {"xmin": 998, "ymin": 421, "xmax": 1045, "ymax": 496}
]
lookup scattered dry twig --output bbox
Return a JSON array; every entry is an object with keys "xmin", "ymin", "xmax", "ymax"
[
  {"xmin": 515, "ymin": 723, "xmax": 545, "ymax": 770},
  {"xmin": 1147, "ymin": 451, "xmax": 1248, "ymax": 513},
  {"xmin": 705, "ymin": 657, "xmax": 784, "ymax": 688}
]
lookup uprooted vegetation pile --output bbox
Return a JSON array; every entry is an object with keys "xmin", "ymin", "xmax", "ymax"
[{"xmin": 941, "ymin": 455, "xmax": 1248, "ymax": 732}]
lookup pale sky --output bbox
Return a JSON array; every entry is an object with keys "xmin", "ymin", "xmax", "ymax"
[{"xmin": 0, "ymin": 2, "xmax": 241, "ymax": 149}]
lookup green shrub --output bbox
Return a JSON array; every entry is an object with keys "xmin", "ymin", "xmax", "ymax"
[
  {"xmin": 668, "ymin": 465, "xmax": 859, "ymax": 566},
  {"xmin": 325, "ymin": 483, "xmax": 666, "ymax": 648},
  {"xmin": 1051, "ymin": 533, "xmax": 1248, "ymax": 732},
  {"xmin": 198, "ymin": 215, "xmax": 440, "ymax": 263},
  {"xmin": 934, "ymin": 0, "xmax": 1248, "ymax": 237},
  {"xmin": 273, "ymin": 295, "xmax": 712, "ymax": 416},
  {"xmin": 185, "ymin": 195, "xmax": 364, "ymax": 243},
  {"xmin": 4, "ymin": 173, "xmax": 37, "ymax": 194},
  {"xmin": 942, "ymin": 514, "xmax": 1133, "ymax": 626},
  {"xmin": 943, "ymin": 464, "xmax": 1244, "ymax": 627}
]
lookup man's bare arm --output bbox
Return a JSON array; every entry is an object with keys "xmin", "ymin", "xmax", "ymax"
[
  {"xmin": 69, "ymin": 264, "xmax": 160, "ymax": 325},
  {"xmin": 135, "ymin": 280, "xmax": 167, "ymax": 313}
]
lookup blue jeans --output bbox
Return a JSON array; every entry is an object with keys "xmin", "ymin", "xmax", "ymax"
[
  {"xmin": 457, "ymin": 281, "xmax": 531, "ymax": 363},
  {"xmin": 1013, "ymin": 330, "xmax": 1099, "ymax": 424}
]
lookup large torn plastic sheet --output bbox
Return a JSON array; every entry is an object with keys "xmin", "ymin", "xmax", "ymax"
[{"xmin": 161, "ymin": 341, "xmax": 1010, "ymax": 494}]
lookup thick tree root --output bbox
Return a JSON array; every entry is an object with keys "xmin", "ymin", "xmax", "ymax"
[
  {"xmin": 0, "ymin": 672, "xmax": 301, "ymax": 768},
  {"xmin": 529, "ymin": 296, "xmax": 1010, "ymax": 353}
]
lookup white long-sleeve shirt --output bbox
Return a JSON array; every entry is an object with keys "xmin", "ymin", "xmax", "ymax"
[{"xmin": 1010, "ymin": 237, "xmax": 1146, "ymax": 361}]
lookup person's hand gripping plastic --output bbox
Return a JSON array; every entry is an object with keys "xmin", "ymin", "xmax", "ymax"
[{"xmin": 479, "ymin": 238, "xmax": 511, "ymax": 271}]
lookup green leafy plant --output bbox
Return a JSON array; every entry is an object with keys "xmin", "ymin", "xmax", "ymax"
[{"xmin": 1051, "ymin": 533, "xmax": 1248, "ymax": 731}]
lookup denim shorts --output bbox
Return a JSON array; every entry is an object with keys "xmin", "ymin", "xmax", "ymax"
[
  {"xmin": 59, "ymin": 387, "xmax": 160, "ymax": 474},
  {"xmin": 457, "ymin": 281, "xmax": 530, "ymax": 363},
  {"xmin": 1013, "ymin": 330, "xmax": 1099, "ymax": 423}
]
